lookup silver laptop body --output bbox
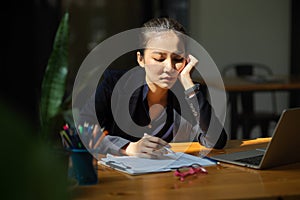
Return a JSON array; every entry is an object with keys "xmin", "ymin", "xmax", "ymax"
[{"xmin": 210, "ymin": 107, "xmax": 300, "ymax": 169}]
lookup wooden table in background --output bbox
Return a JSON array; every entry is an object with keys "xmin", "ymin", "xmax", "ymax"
[
  {"xmin": 222, "ymin": 75, "xmax": 300, "ymax": 139},
  {"xmin": 222, "ymin": 75, "xmax": 300, "ymax": 92},
  {"xmin": 71, "ymin": 138, "xmax": 300, "ymax": 200}
]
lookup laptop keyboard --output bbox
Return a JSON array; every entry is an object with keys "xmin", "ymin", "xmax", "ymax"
[{"xmin": 235, "ymin": 155, "xmax": 263, "ymax": 166}]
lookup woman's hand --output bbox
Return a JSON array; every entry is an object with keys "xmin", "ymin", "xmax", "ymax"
[
  {"xmin": 124, "ymin": 134, "xmax": 170, "ymax": 158},
  {"xmin": 178, "ymin": 54, "xmax": 199, "ymax": 90}
]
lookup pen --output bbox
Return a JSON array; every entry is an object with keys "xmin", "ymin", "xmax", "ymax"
[
  {"xmin": 60, "ymin": 124, "xmax": 72, "ymax": 148},
  {"xmin": 143, "ymin": 133, "xmax": 175, "ymax": 155},
  {"xmin": 93, "ymin": 128, "xmax": 109, "ymax": 149},
  {"xmin": 59, "ymin": 130, "xmax": 73, "ymax": 148},
  {"xmin": 203, "ymin": 156, "xmax": 220, "ymax": 165},
  {"xmin": 164, "ymin": 146, "xmax": 175, "ymax": 154},
  {"xmin": 78, "ymin": 125, "xmax": 83, "ymax": 135}
]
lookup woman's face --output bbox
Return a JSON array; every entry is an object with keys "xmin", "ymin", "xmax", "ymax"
[{"xmin": 137, "ymin": 31, "xmax": 186, "ymax": 90}]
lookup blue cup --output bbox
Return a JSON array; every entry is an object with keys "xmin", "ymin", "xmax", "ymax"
[{"xmin": 69, "ymin": 149, "xmax": 98, "ymax": 185}]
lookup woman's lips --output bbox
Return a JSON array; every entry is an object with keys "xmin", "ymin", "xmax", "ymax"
[{"xmin": 161, "ymin": 76, "xmax": 175, "ymax": 81}]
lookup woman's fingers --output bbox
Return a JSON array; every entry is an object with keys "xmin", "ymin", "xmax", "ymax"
[
  {"xmin": 182, "ymin": 54, "xmax": 198, "ymax": 73},
  {"xmin": 177, "ymin": 54, "xmax": 198, "ymax": 90},
  {"xmin": 141, "ymin": 134, "xmax": 170, "ymax": 157},
  {"xmin": 125, "ymin": 134, "xmax": 170, "ymax": 158},
  {"xmin": 143, "ymin": 133, "xmax": 170, "ymax": 147}
]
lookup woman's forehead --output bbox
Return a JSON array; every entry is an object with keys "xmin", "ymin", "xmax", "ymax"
[
  {"xmin": 145, "ymin": 31, "xmax": 185, "ymax": 54},
  {"xmin": 146, "ymin": 48, "xmax": 185, "ymax": 56}
]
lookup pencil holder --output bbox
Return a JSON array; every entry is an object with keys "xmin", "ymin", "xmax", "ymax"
[{"xmin": 68, "ymin": 149, "xmax": 98, "ymax": 185}]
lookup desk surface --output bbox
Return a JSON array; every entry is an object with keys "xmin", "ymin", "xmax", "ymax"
[{"xmin": 72, "ymin": 138, "xmax": 300, "ymax": 200}]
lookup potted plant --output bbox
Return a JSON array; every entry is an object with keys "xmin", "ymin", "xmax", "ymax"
[{"xmin": 39, "ymin": 11, "xmax": 72, "ymax": 147}]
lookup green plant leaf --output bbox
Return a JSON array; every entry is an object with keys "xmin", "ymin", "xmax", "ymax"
[{"xmin": 40, "ymin": 12, "xmax": 69, "ymax": 130}]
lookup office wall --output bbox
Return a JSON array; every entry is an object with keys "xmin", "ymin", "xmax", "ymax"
[
  {"xmin": 189, "ymin": 0, "xmax": 290, "ymax": 136},
  {"xmin": 58, "ymin": 0, "xmax": 290, "ymax": 138},
  {"xmin": 190, "ymin": 0, "xmax": 290, "ymax": 74}
]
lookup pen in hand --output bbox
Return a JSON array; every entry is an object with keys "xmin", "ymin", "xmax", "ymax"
[
  {"xmin": 164, "ymin": 146, "xmax": 175, "ymax": 154},
  {"xmin": 163, "ymin": 146, "xmax": 177, "ymax": 159},
  {"xmin": 144, "ymin": 133, "xmax": 176, "ymax": 156}
]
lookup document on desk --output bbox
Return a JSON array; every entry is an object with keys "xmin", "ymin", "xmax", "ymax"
[{"xmin": 98, "ymin": 152, "xmax": 216, "ymax": 175}]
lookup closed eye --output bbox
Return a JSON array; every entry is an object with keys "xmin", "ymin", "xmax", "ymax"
[
  {"xmin": 174, "ymin": 57, "xmax": 184, "ymax": 62},
  {"xmin": 154, "ymin": 58, "xmax": 165, "ymax": 62}
]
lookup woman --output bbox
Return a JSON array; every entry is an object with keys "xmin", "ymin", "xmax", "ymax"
[{"xmin": 79, "ymin": 17, "xmax": 227, "ymax": 158}]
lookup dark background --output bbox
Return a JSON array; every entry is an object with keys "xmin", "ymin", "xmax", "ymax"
[
  {"xmin": 0, "ymin": 1, "xmax": 299, "ymax": 198},
  {"xmin": 1, "ymin": 0, "xmax": 299, "ymax": 130},
  {"xmin": 0, "ymin": 0, "xmax": 191, "ymax": 128}
]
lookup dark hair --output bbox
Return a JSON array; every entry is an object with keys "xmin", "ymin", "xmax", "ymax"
[
  {"xmin": 139, "ymin": 17, "xmax": 187, "ymax": 56},
  {"xmin": 142, "ymin": 17, "xmax": 186, "ymax": 34}
]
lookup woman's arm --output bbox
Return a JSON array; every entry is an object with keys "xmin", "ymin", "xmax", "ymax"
[
  {"xmin": 78, "ymin": 69, "xmax": 132, "ymax": 155},
  {"xmin": 79, "ymin": 68, "xmax": 173, "ymax": 156},
  {"xmin": 184, "ymin": 84, "xmax": 227, "ymax": 149},
  {"xmin": 177, "ymin": 55, "xmax": 227, "ymax": 149}
]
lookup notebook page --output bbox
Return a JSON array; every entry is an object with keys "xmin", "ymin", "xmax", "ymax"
[{"xmin": 100, "ymin": 152, "xmax": 216, "ymax": 174}]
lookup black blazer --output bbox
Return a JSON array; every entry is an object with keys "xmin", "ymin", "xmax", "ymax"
[{"xmin": 79, "ymin": 67, "xmax": 227, "ymax": 155}]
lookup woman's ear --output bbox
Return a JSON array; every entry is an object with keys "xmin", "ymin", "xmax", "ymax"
[{"xmin": 137, "ymin": 51, "xmax": 145, "ymax": 67}]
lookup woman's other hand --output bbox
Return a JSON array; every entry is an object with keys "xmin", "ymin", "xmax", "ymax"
[{"xmin": 178, "ymin": 54, "xmax": 199, "ymax": 90}]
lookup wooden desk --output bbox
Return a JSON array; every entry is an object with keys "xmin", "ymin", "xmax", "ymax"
[
  {"xmin": 222, "ymin": 75, "xmax": 300, "ymax": 139},
  {"xmin": 72, "ymin": 138, "xmax": 300, "ymax": 200}
]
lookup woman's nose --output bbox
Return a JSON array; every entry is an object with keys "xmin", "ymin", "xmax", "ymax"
[{"xmin": 163, "ymin": 58, "xmax": 174, "ymax": 72}]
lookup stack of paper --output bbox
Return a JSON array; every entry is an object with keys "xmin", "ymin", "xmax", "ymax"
[{"xmin": 98, "ymin": 152, "xmax": 216, "ymax": 175}]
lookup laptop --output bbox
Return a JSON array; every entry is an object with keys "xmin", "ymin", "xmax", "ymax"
[{"xmin": 210, "ymin": 107, "xmax": 300, "ymax": 169}]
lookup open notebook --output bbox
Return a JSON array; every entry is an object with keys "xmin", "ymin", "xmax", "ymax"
[
  {"xmin": 98, "ymin": 152, "xmax": 216, "ymax": 175},
  {"xmin": 209, "ymin": 107, "xmax": 300, "ymax": 169}
]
